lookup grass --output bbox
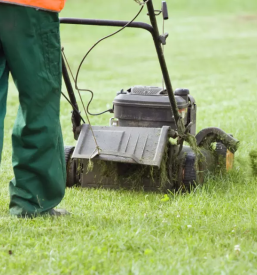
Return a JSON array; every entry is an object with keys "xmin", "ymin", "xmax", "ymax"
[{"xmin": 1, "ymin": 0, "xmax": 257, "ymax": 274}]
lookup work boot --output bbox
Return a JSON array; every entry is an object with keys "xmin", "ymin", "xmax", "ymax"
[{"xmin": 17, "ymin": 208, "xmax": 70, "ymax": 218}]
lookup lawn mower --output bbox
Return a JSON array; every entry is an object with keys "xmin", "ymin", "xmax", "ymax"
[{"xmin": 60, "ymin": 0, "xmax": 239, "ymax": 191}]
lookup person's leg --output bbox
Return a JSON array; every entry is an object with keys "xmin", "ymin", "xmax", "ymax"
[
  {"xmin": 0, "ymin": 40, "xmax": 9, "ymax": 164},
  {"xmin": 0, "ymin": 4, "xmax": 66, "ymax": 216}
]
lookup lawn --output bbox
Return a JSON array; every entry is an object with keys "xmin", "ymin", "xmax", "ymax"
[{"xmin": 1, "ymin": 0, "xmax": 257, "ymax": 274}]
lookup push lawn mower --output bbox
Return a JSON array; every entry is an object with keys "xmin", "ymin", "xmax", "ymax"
[{"xmin": 60, "ymin": 0, "xmax": 239, "ymax": 191}]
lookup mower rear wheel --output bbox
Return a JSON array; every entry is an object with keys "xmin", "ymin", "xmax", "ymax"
[
  {"xmin": 215, "ymin": 142, "xmax": 234, "ymax": 171},
  {"xmin": 64, "ymin": 146, "xmax": 77, "ymax": 187},
  {"xmin": 215, "ymin": 142, "xmax": 227, "ymax": 157}
]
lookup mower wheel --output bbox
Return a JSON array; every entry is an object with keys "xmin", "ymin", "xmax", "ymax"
[
  {"xmin": 215, "ymin": 142, "xmax": 234, "ymax": 171},
  {"xmin": 183, "ymin": 152, "xmax": 197, "ymax": 188},
  {"xmin": 64, "ymin": 146, "xmax": 77, "ymax": 187},
  {"xmin": 215, "ymin": 142, "xmax": 227, "ymax": 157}
]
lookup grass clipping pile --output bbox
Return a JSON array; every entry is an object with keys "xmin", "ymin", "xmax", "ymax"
[{"xmin": 85, "ymin": 148, "xmax": 171, "ymax": 192}]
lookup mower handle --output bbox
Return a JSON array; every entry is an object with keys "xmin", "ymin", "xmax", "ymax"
[
  {"xmin": 60, "ymin": 18, "xmax": 154, "ymax": 35},
  {"xmin": 60, "ymin": 0, "xmax": 184, "ymax": 135}
]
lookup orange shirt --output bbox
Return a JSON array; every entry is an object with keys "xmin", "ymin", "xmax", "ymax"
[{"xmin": 0, "ymin": 0, "xmax": 65, "ymax": 12}]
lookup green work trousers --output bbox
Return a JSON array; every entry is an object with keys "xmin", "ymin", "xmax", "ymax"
[{"xmin": 0, "ymin": 4, "xmax": 66, "ymax": 216}]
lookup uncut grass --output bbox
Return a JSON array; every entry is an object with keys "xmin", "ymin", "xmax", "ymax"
[{"xmin": 1, "ymin": 0, "xmax": 257, "ymax": 274}]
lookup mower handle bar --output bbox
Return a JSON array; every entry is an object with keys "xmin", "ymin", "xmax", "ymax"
[
  {"xmin": 59, "ymin": 0, "xmax": 184, "ymax": 135},
  {"xmin": 59, "ymin": 18, "xmax": 154, "ymax": 35}
]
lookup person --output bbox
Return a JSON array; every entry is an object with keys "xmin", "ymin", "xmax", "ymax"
[{"xmin": 0, "ymin": 0, "xmax": 68, "ymax": 217}]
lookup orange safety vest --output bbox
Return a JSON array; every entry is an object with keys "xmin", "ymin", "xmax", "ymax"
[{"xmin": 0, "ymin": 0, "xmax": 65, "ymax": 12}]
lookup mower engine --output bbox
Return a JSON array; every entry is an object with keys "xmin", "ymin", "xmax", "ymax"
[{"xmin": 111, "ymin": 86, "xmax": 196, "ymax": 135}]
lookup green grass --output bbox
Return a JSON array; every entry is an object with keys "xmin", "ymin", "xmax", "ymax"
[{"xmin": 1, "ymin": 0, "xmax": 257, "ymax": 274}]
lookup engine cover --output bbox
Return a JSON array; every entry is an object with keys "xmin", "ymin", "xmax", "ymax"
[{"xmin": 113, "ymin": 86, "xmax": 196, "ymax": 134}]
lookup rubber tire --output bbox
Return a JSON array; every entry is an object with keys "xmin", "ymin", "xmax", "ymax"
[
  {"xmin": 215, "ymin": 142, "xmax": 227, "ymax": 158},
  {"xmin": 183, "ymin": 152, "xmax": 197, "ymax": 189},
  {"xmin": 65, "ymin": 146, "xmax": 74, "ymax": 164},
  {"xmin": 215, "ymin": 142, "xmax": 234, "ymax": 171},
  {"xmin": 64, "ymin": 146, "xmax": 76, "ymax": 187}
]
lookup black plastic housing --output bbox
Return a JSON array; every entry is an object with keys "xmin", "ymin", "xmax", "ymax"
[{"xmin": 113, "ymin": 86, "xmax": 196, "ymax": 132}]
